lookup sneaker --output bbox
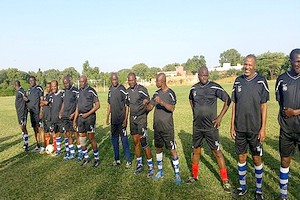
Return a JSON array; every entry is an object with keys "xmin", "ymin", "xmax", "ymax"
[
  {"xmin": 175, "ymin": 174, "xmax": 182, "ymax": 185},
  {"xmin": 32, "ymin": 146, "xmax": 40, "ymax": 153},
  {"xmin": 93, "ymin": 159, "xmax": 100, "ymax": 168},
  {"xmin": 39, "ymin": 147, "xmax": 45, "ymax": 154},
  {"xmin": 112, "ymin": 160, "xmax": 121, "ymax": 166},
  {"xmin": 237, "ymin": 187, "xmax": 248, "ymax": 196},
  {"xmin": 255, "ymin": 192, "xmax": 264, "ymax": 200},
  {"xmin": 223, "ymin": 182, "xmax": 232, "ymax": 194},
  {"xmin": 186, "ymin": 177, "xmax": 198, "ymax": 184},
  {"xmin": 153, "ymin": 171, "xmax": 164, "ymax": 181},
  {"xmin": 77, "ymin": 152, "xmax": 83, "ymax": 161},
  {"xmin": 23, "ymin": 144, "xmax": 29, "ymax": 151},
  {"xmin": 277, "ymin": 195, "xmax": 288, "ymax": 200},
  {"xmin": 81, "ymin": 158, "xmax": 90, "ymax": 166},
  {"xmin": 134, "ymin": 165, "xmax": 144, "ymax": 174},
  {"xmin": 64, "ymin": 154, "xmax": 75, "ymax": 161},
  {"xmin": 147, "ymin": 168, "xmax": 155, "ymax": 178},
  {"xmin": 125, "ymin": 161, "xmax": 132, "ymax": 169}
]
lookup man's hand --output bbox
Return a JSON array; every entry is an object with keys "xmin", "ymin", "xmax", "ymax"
[
  {"xmin": 58, "ymin": 112, "xmax": 62, "ymax": 119},
  {"xmin": 154, "ymin": 96, "xmax": 162, "ymax": 105},
  {"xmin": 81, "ymin": 113, "xmax": 89, "ymax": 119},
  {"xmin": 122, "ymin": 119, "xmax": 127, "ymax": 128},
  {"xmin": 69, "ymin": 113, "xmax": 75, "ymax": 120},
  {"xmin": 283, "ymin": 107, "xmax": 295, "ymax": 118},
  {"xmin": 258, "ymin": 128, "xmax": 266, "ymax": 143},
  {"xmin": 73, "ymin": 121, "xmax": 77, "ymax": 131},
  {"xmin": 212, "ymin": 116, "xmax": 222, "ymax": 128},
  {"xmin": 143, "ymin": 99, "xmax": 149, "ymax": 105},
  {"xmin": 230, "ymin": 126, "xmax": 236, "ymax": 140},
  {"xmin": 106, "ymin": 117, "xmax": 110, "ymax": 125}
]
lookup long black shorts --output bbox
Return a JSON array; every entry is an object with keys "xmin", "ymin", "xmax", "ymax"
[
  {"xmin": 17, "ymin": 110, "xmax": 28, "ymax": 126},
  {"xmin": 154, "ymin": 129, "xmax": 176, "ymax": 150},
  {"xmin": 193, "ymin": 126, "xmax": 221, "ymax": 150},
  {"xmin": 77, "ymin": 114, "xmax": 96, "ymax": 133},
  {"xmin": 130, "ymin": 114, "xmax": 147, "ymax": 136},
  {"xmin": 235, "ymin": 131, "xmax": 263, "ymax": 156},
  {"xmin": 279, "ymin": 128, "xmax": 300, "ymax": 157}
]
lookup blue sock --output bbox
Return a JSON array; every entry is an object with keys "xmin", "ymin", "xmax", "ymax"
[
  {"xmin": 77, "ymin": 145, "xmax": 82, "ymax": 154},
  {"xmin": 156, "ymin": 152, "xmax": 163, "ymax": 173},
  {"xmin": 22, "ymin": 132, "xmax": 29, "ymax": 145},
  {"xmin": 147, "ymin": 158, "xmax": 153, "ymax": 170},
  {"xmin": 93, "ymin": 149, "xmax": 99, "ymax": 160},
  {"xmin": 82, "ymin": 148, "xmax": 89, "ymax": 159},
  {"xmin": 238, "ymin": 162, "xmax": 247, "ymax": 191},
  {"xmin": 137, "ymin": 157, "xmax": 143, "ymax": 166},
  {"xmin": 121, "ymin": 133, "xmax": 131, "ymax": 162},
  {"xmin": 64, "ymin": 138, "xmax": 69, "ymax": 156},
  {"xmin": 255, "ymin": 164, "xmax": 263, "ymax": 193},
  {"xmin": 111, "ymin": 135, "xmax": 119, "ymax": 161},
  {"xmin": 172, "ymin": 157, "xmax": 180, "ymax": 175},
  {"xmin": 56, "ymin": 137, "xmax": 62, "ymax": 153},
  {"xmin": 69, "ymin": 144, "xmax": 75, "ymax": 155},
  {"xmin": 280, "ymin": 166, "xmax": 289, "ymax": 198}
]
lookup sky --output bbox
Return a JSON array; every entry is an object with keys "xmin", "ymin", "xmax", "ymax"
[{"xmin": 0, "ymin": 0, "xmax": 299, "ymax": 73}]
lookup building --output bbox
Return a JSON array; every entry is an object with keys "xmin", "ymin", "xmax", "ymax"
[
  {"xmin": 213, "ymin": 63, "xmax": 243, "ymax": 72},
  {"xmin": 158, "ymin": 66, "xmax": 186, "ymax": 77}
]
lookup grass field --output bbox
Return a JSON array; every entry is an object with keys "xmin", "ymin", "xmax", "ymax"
[{"xmin": 1, "ymin": 81, "xmax": 300, "ymax": 200}]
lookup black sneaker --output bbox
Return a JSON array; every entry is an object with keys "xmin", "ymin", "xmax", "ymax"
[
  {"xmin": 93, "ymin": 159, "xmax": 100, "ymax": 168},
  {"xmin": 186, "ymin": 177, "xmax": 198, "ymax": 184},
  {"xmin": 125, "ymin": 161, "xmax": 132, "ymax": 169},
  {"xmin": 255, "ymin": 192, "xmax": 264, "ymax": 200},
  {"xmin": 237, "ymin": 187, "xmax": 248, "ymax": 196},
  {"xmin": 81, "ymin": 158, "xmax": 90, "ymax": 166},
  {"xmin": 277, "ymin": 195, "xmax": 288, "ymax": 200},
  {"xmin": 112, "ymin": 160, "xmax": 121, "ymax": 166},
  {"xmin": 222, "ymin": 182, "xmax": 232, "ymax": 194},
  {"xmin": 23, "ymin": 144, "xmax": 29, "ymax": 151},
  {"xmin": 134, "ymin": 165, "xmax": 144, "ymax": 174}
]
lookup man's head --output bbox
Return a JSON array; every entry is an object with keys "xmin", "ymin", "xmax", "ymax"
[
  {"xmin": 243, "ymin": 54, "xmax": 257, "ymax": 78},
  {"xmin": 62, "ymin": 76, "xmax": 71, "ymax": 89},
  {"xmin": 156, "ymin": 73, "xmax": 166, "ymax": 88},
  {"xmin": 45, "ymin": 82, "xmax": 51, "ymax": 93},
  {"xmin": 13, "ymin": 80, "xmax": 21, "ymax": 90},
  {"xmin": 198, "ymin": 66, "xmax": 209, "ymax": 85},
  {"xmin": 110, "ymin": 73, "xmax": 119, "ymax": 87},
  {"xmin": 51, "ymin": 80, "xmax": 59, "ymax": 93},
  {"xmin": 127, "ymin": 72, "xmax": 137, "ymax": 89},
  {"xmin": 29, "ymin": 76, "xmax": 36, "ymax": 87},
  {"xmin": 290, "ymin": 48, "xmax": 300, "ymax": 75},
  {"xmin": 79, "ymin": 75, "xmax": 88, "ymax": 89}
]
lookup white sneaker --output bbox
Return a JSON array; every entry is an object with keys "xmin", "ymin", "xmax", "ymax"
[
  {"xmin": 32, "ymin": 146, "xmax": 40, "ymax": 153},
  {"xmin": 39, "ymin": 147, "xmax": 45, "ymax": 154}
]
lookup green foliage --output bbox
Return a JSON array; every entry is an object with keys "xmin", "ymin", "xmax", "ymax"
[
  {"xmin": 256, "ymin": 52, "xmax": 286, "ymax": 80},
  {"xmin": 61, "ymin": 67, "xmax": 80, "ymax": 82},
  {"xmin": 162, "ymin": 63, "xmax": 180, "ymax": 71},
  {"xmin": 117, "ymin": 68, "xmax": 131, "ymax": 84},
  {"xmin": 209, "ymin": 70, "xmax": 220, "ymax": 81},
  {"xmin": 131, "ymin": 63, "xmax": 149, "ymax": 80},
  {"xmin": 82, "ymin": 60, "xmax": 100, "ymax": 80},
  {"xmin": 225, "ymin": 68, "xmax": 243, "ymax": 77},
  {"xmin": 219, "ymin": 49, "xmax": 243, "ymax": 66},
  {"xmin": 183, "ymin": 55, "xmax": 206, "ymax": 74}
]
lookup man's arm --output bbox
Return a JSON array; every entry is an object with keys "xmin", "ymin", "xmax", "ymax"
[
  {"xmin": 258, "ymin": 103, "xmax": 267, "ymax": 143},
  {"xmin": 283, "ymin": 107, "xmax": 300, "ymax": 117},
  {"xmin": 82, "ymin": 101, "xmax": 100, "ymax": 119},
  {"xmin": 73, "ymin": 106, "xmax": 79, "ymax": 130},
  {"xmin": 59, "ymin": 102, "xmax": 64, "ymax": 119},
  {"xmin": 154, "ymin": 96, "xmax": 175, "ymax": 112},
  {"xmin": 230, "ymin": 102, "xmax": 236, "ymax": 140},
  {"xmin": 106, "ymin": 103, "xmax": 111, "ymax": 125},
  {"xmin": 122, "ymin": 105, "xmax": 129, "ymax": 128},
  {"xmin": 189, "ymin": 100, "xmax": 193, "ymax": 109},
  {"xmin": 213, "ymin": 98, "xmax": 230, "ymax": 128}
]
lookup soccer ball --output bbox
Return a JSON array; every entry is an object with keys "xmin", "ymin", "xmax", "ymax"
[{"xmin": 45, "ymin": 144, "xmax": 54, "ymax": 154}]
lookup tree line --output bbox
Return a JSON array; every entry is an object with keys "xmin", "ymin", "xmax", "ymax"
[{"xmin": 0, "ymin": 49, "xmax": 292, "ymax": 96}]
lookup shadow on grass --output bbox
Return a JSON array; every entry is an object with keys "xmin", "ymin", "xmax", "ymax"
[
  {"xmin": 0, "ymin": 133, "xmax": 20, "ymax": 144},
  {"xmin": 0, "ymin": 138, "xmax": 23, "ymax": 153}
]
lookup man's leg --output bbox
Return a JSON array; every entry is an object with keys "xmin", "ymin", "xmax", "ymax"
[
  {"xmin": 54, "ymin": 131, "xmax": 62, "ymax": 156},
  {"xmin": 75, "ymin": 132, "xmax": 82, "ymax": 161},
  {"xmin": 20, "ymin": 123, "xmax": 29, "ymax": 151},
  {"xmin": 120, "ymin": 128, "xmax": 131, "ymax": 167},
  {"xmin": 133, "ymin": 134, "xmax": 143, "ymax": 174},
  {"xmin": 80, "ymin": 132, "xmax": 90, "ymax": 166},
  {"xmin": 111, "ymin": 124, "xmax": 120, "ymax": 165},
  {"xmin": 88, "ymin": 132, "xmax": 100, "ymax": 168}
]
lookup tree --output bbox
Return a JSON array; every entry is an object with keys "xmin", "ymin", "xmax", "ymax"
[
  {"xmin": 184, "ymin": 55, "xmax": 206, "ymax": 74},
  {"xmin": 256, "ymin": 52, "xmax": 286, "ymax": 80},
  {"xmin": 162, "ymin": 63, "xmax": 180, "ymax": 71},
  {"xmin": 219, "ymin": 49, "xmax": 243, "ymax": 66},
  {"xmin": 147, "ymin": 67, "xmax": 161, "ymax": 80},
  {"xmin": 44, "ymin": 69, "xmax": 61, "ymax": 83},
  {"xmin": 131, "ymin": 63, "xmax": 149, "ymax": 80},
  {"xmin": 62, "ymin": 67, "xmax": 80, "ymax": 82},
  {"xmin": 281, "ymin": 55, "xmax": 291, "ymax": 73},
  {"xmin": 82, "ymin": 60, "xmax": 100, "ymax": 81},
  {"xmin": 118, "ymin": 68, "xmax": 131, "ymax": 84}
]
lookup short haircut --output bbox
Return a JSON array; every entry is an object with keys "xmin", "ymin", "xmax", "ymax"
[
  {"xmin": 127, "ymin": 72, "xmax": 136, "ymax": 79},
  {"xmin": 51, "ymin": 80, "xmax": 58, "ymax": 86},
  {"xmin": 14, "ymin": 80, "xmax": 20, "ymax": 87},
  {"xmin": 244, "ymin": 54, "xmax": 256, "ymax": 64},
  {"xmin": 110, "ymin": 72, "xmax": 118, "ymax": 79},
  {"xmin": 29, "ymin": 76, "xmax": 36, "ymax": 81},
  {"xmin": 290, "ymin": 48, "xmax": 300, "ymax": 61}
]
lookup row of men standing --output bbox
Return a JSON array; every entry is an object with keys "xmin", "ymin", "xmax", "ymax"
[{"xmin": 13, "ymin": 48, "xmax": 300, "ymax": 199}]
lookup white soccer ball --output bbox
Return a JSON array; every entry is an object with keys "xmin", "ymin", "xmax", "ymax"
[{"xmin": 45, "ymin": 144, "xmax": 54, "ymax": 154}]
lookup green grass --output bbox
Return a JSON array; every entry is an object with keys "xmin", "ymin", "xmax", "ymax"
[{"xmin": 1, "ymin": 82, "xmax": 300, "ymax": 200}]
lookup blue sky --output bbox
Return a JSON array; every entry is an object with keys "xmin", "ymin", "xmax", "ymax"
[{"xmin": 0, "ymin": 0, "xmax": 299, "ymax": 73}]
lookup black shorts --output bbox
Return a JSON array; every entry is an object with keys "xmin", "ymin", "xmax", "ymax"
[
  {"xmin": 130, "ymin": 114, "xmax": 147, "ymax": 135},
  {"xmin": 17, "ymin": 110, "xmax": 28, "ymax": 126},
  {"xmin": 29, "ymin": 110, "xmax": 40, "ymax": 128},
  {"xmin": 77, "ymin": 114, "xmax": 96, "ymax": 133},
  {"xmin": 235, "ymin": 131, "xmax": 263, "ymax": 156},
  {"xmin": 111, "ymin": 123, "xmax": 127, "ymax": 137},
  {"xmin": 61, "ymin": 119, "xmax": 74, "ymax": 133},
  {"xmin": 50, "ymin": 121, "xmax": 63, "ymax": 133},
  {"xmin": 154, "ymin": 129, "xmax": 176, "ymax": 150},
  {"xmin": 42, "ymin": 120, "xmax": 52, "ymax": 133},
  {"xmin": 279, "ymin": 128, "xmax": 300, "ymax": 157},
  {"xmin": 193, "ymin": 127, "xmax": 221, "ymax": 150}
]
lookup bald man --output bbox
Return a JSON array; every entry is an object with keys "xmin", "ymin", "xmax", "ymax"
[
  {"xmin": 187, "ymin": 66, "xmax": 231, "ymax": 193},
  {"xmin": 73, "ymin": 75, "xmax": 100, "ymax": 167},
  {"xmin": 147, "ymin": 73, "xmax": 181, "ymax": 185}
]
